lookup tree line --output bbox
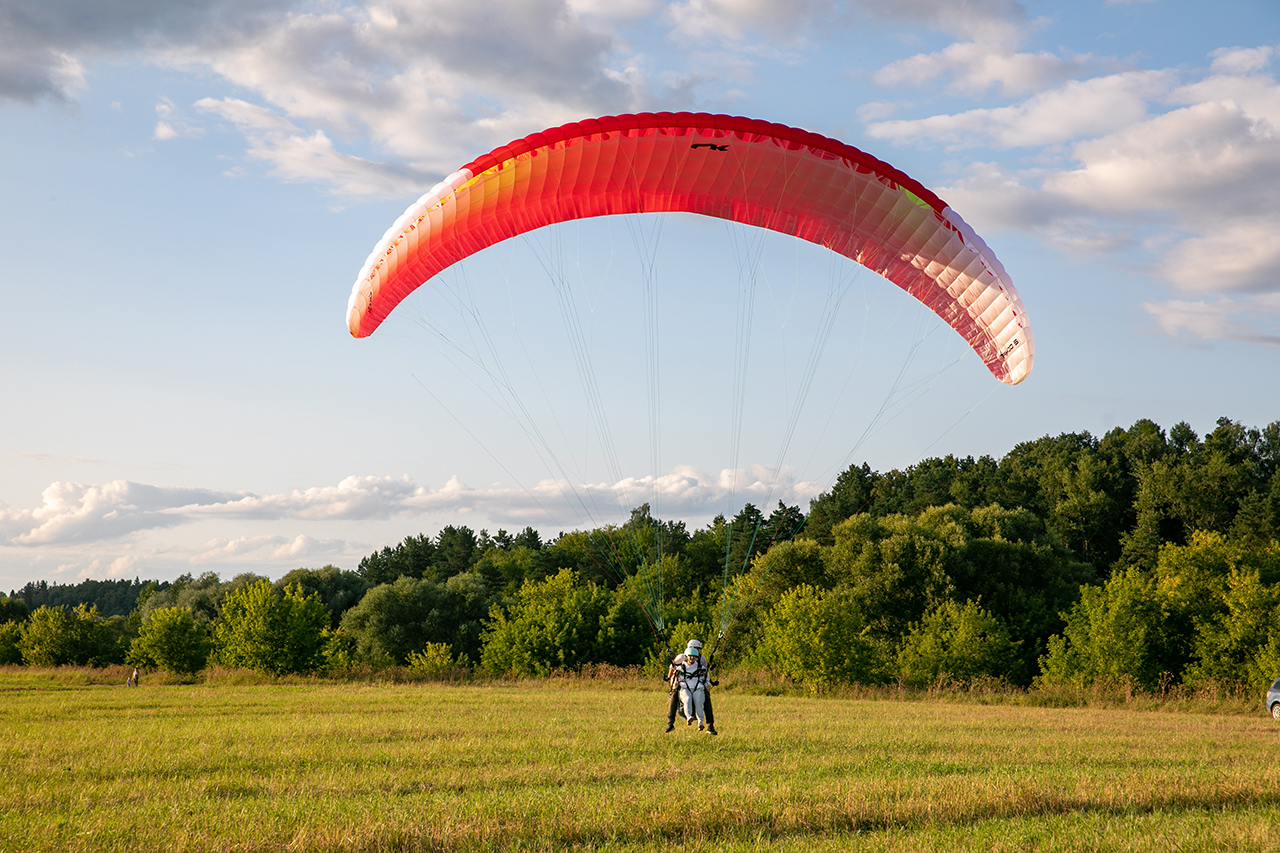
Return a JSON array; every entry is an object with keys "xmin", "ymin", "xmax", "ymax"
[
  {"xmin": 8, "ymin": 577, "xmax": 164, "ymax": 618},
  {"xmin": 2, "ymin": 417, "xmax": 1278, "ymax": 690}
]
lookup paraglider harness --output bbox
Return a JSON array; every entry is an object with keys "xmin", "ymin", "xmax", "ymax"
[{"xmin": 661, "ymin": 632, "xmax": 722, "ymax": 693}]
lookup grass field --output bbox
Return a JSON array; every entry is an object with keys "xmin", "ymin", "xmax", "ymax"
[{"xmin": 3, "ymin": 669, "xmax": 1279, "ymax": 852}]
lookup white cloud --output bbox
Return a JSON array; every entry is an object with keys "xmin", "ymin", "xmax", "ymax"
[
  {"xmin": 195, "ymin": 97, "xmax": 432, "ymax": 196},
  {"xmin": 874, "ymin": 41, "xmax": 1090, "ymax": 96},
  {"xmin": 104, "ymin": 555, "xmax": 139, "ymax": 579},
  {"xmin": 1036, "ymin": 95, "xmax": 1280, "ymax": 299},
  {"xmin": 856, "ymin": 100, "xmax": 899, "ymax": 121},
  {"xmin": 859, "ymin": 0, "xmax": 1028, "ymax": 43},
  {"xmin": 867, "ymin": 70, "xmax": 1172, "ymax": 148},
  {"xmin": 665, "ymin": 0, "xmax": 831, "ymax": 41},
  {"xmin": 174, "ymin": 0, "xmax": 645, "ymax": 187},
  {"xmin": 1143, "ymin": 295, "xmax": 1280, "ymax": 348},
  {"xmin": 186, "ymin": 467, "xmax": 820, "ymax": 525},
  {"xmin": 569, "ymin": 0, "xmax": 659, "ymax": 22},
  {"xmin": 1173, "ymin": 71, "xmax": 1280, "ymax": 127},
  {"xmin": 190, "ymin": 534, "xmax": 349, "ymax": 565},
  {"xmin": 0, "ymin": 481, "xmax": 242, "ymax": 546},
  {"xmin": 1, "ymin": 468, "xmax": 820, "ymax": 549},
  {"xmin": 183, "ymin": 473, "xmax": 435, "ymax": 521},
  {"xmin": 0, "ymin": 0, "xmax": 291, "ymax": 102},
  {"xmin": 0, "ymin": 465, "xmax": 819, "ymax": 583},
  {"xmin": 663, "ymin": 0, "xmax": 1027, "ymax": 43},
  {"xmin": 0, "ymin": 43, "xmax": 85, "ymax": 103},
  {"xmin": 1154, "ymin": 218, "xmax": 1280, "ymax": 295},
  {"xmin": 1046, "ymin": 100, "xmax": 1280, "ymax": 222},
  {"xmin": 153, "ymin": 97, "xmax": 202, "ymax": 140},
  {"xmin": 1209, "ymin": 45, "xmax": 1276, "ymax": 76}
]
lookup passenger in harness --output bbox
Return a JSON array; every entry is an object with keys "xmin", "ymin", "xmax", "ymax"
[{"xmin": 665, "ymin": 638, "xmax": 717, "ymax": 735}]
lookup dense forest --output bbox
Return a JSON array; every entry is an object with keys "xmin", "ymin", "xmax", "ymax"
[{"xmin": 4, "ymin": 417, "xmax": 1279, "ymax": 690}]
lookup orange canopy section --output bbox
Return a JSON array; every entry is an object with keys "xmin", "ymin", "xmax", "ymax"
[{"xmin": 348, "ymin": 113, "xmax": 1033, "ymax": 384}]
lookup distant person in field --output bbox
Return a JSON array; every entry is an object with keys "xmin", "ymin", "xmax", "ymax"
[
  {"xmin": 128, "ymin": 668, "xmax": 139, "ymax": 688},
  {"xmin": 665, "ymin": 639, "xmax": 716, "ymax": 735}
]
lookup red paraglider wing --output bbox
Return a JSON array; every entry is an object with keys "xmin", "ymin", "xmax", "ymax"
[{"xmin": 348, "ymin": 113, "xmax": 1033, "ymax": 384}]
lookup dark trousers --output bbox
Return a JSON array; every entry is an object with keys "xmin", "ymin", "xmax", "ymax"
[{"xmin": 667, "ymin": 687, "xmax": 714, "ymax": 728}]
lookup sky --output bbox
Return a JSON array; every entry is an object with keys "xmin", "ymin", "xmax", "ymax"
[{"xmin": 2, "ymin": 0, "xmax": 1278, "ymax": 592}]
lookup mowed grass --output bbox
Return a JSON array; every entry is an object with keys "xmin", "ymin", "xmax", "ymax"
[{"xmin": 3, "ymin": 672, "xmax": 1279, "ymax": 852}]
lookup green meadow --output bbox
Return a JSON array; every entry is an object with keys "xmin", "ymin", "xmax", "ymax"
[{"xmin": 4, "ymin": 669, "xmax": 1279, "ymax": 852}]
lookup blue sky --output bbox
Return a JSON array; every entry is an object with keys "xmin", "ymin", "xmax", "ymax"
[{"xmin": 2, "ymin": 0, "xmax": 1278, "ymax": 591}]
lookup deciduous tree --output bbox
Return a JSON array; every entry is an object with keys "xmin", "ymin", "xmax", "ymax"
[
  {"xmin": 19, "ymin": 604, "xmax": 115, "ymax": 667},
  {"xmin": 130, "ymin": 607, "xmax": 210, "ymax": 674},
  {"xmin": 480, "ymin": 570, "xmax": 611, "ymax": 676},
  {"xmin": 214, "ymin": 581, "xmax": 328, "ymax": 675},
  {"xmin": 897, "ymin": 599, "xmax": 1019, "ymax": 686},
  {"xmin": 754, "ymin": 584, "xmax": 885, "ymax": 689}
]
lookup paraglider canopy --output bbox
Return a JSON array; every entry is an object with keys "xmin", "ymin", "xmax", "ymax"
[{"xmin": 348, "ymin": 112, "xmax": 1033, "ymax": 384}]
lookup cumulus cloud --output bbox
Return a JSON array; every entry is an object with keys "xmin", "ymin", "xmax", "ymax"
[
  {"xmin": 1154, "ymin": 219, "xmax": 1280, "ymax": 294},
  {"xmin": 195, "ymin": 97, "xmax": 432, "ymax": 195},
  {"xmin": 1143, "ymin": 295, "xmax": 1280, "ymax": 348},
  {"xmin": 98, "ymin": 555, "xmax": 140, "ymax": 579},
  {"xmin": 184, "ymin": 466, "xmax": 821, "ymax": 526},
  {"xmin": 1210, "ymin": 45, "xmax": 1276, "ymax": 76},
  {"xmin": 0, "ymin": 0, "xmax": 291, "ymax": 102},
  {"xmin": 877, "ymin": 0, "xmax": 1028, "ymax": 42},
  {"xmin": 569, "ymin": 0, "xmax": 658, "ymax": 21},
  {"xmin": 1045, "ymin": 100, "xmax": 1280, "ymax": 224},
  {"xmin": 0, "ymin": 468, "xmax": 820, "ymax": 549},
  {"xmin": 663, "ymin": 0, "xmax": 1026, "ymax": 43},
  {"xmin": 873, "ymin": 41, "xmax": 1091, "ymax": 97},
  {"xmin": 153, "ymin": 97, "xmax": 203, "ymax": 140},
  {"xmin": 665, "ymin": 0, "xmax": 838, "ymax": 41},
  {"xmin": 0, "ymin": 481, "xmax": 243, "ymax": 546},
  {"xmin": 868, "ymin": 70, "xmax": 1172, "ymax": 148},
  {"xmin": 880, "ymin": 45, "xmax": 1280, "ymax": 345},
  {"xmin": 188, "ymin": 0, "xmax": 658, "ymax": 187},
  {"xmin": 0, "ymin": 42, "xmax": 85, "ymax": 103},
  {"xmin": 69, "ymin": 554, "xmax": 142, "ymax": 580},
  {"xmin": 184, "ymin": 474, "xmax": 441, "ymax": 521},
  {"xmin": 175, "ymin": 0, "xmax": 641, "ymax": 165},
  {"xmin": 191, "ymin": 533, "xmax": 349, "ymax": 565},
  {"xmin": 1029, "ymin": 91, "xmax": 1280, "ymax": 300}
]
